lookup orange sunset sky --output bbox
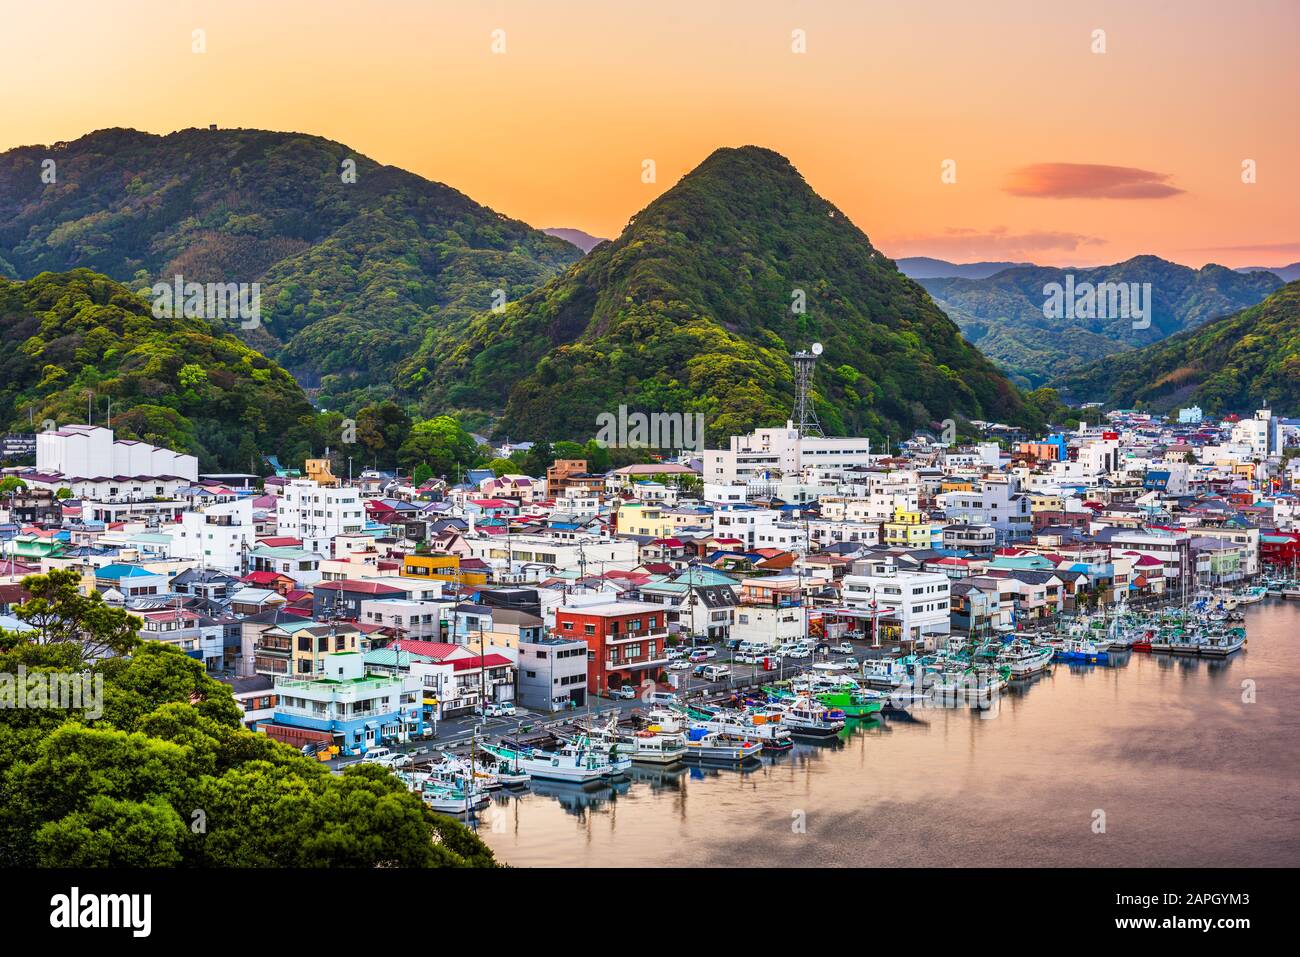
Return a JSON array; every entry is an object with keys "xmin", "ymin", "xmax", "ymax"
[{"xmin": 1, "ymin": 0, "xmax": 1296, "ymax": 267}]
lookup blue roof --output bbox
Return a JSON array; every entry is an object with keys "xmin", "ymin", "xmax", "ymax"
[{"xmin": 96, "ymin": 563, "xmax": 157, "ymax": 579}]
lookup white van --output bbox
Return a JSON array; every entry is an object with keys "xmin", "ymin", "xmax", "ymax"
[
  {"xmin": 701, "ymin": 665, "xmax": 730, "ymax": 681},
  {"xmin": 648, "ymin": 691, "xmax": 679, "ymax": 706},
  {"xmin": 362, "ymin": 747, "xmax": 395, "ymax": 764}
]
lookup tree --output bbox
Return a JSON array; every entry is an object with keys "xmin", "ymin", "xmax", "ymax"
[
  {"xmin": 12, "ymin": 570, "xmax": 141, "ymax": 664},
  {"xmin": 0, "ymin": 477, "xmax": 27, "ymax": 494},
  {"xmin": 355, "ymin": 401, "xmax": 413, "ymax": 466},
  {"xmin": 411, "ymin": 462, "xmax": 433, "ymax": 486},
  {"xmin": 55, "ymin": 487, "xmax": 73, "ymax": 500},
  {"xmin": 397, "ymin": 416, "xmax": 481, "ymax": 479}
]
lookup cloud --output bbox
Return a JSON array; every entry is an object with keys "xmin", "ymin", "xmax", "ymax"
[
  {"xmin": 1005, "ymin": 163, "xmax": 1185, "ymax": 199},
  {"xmin": 886, "ymin": 226, "xmax": 1107, "ymax": 260}
]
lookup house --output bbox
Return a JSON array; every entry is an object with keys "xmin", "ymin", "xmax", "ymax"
[
  {"xmin": 552, "ymin": 601, "xmax": 669, "ymax": 695},
  {"xmin": 259, "ymin": 651, "xmax": 423, "ymax": 755},
  {"xmin": 516, "ymin": 635, "xmax": 588, "ymax": 712}
]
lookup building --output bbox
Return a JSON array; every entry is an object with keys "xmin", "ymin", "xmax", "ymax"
[
  {"xmin": 31, "ymin": 424, "xmax": 198, "ymax": 491},
  {"xmin": 516, "ymin": 635, "xmax": 588, "ymax": 712},
  {"xmin": 842, "ymin": 569, "xmax": 951, "ymax": 648},
  {"xmin": 552, "ymin": 601, "xmax": 669, "ymax": 695},
  {"xmin": 260, "ymin": 651, "xmax": 423, "ymax": 755},
  {"xmin": 276, "ymin": 480, "xmax": 365, "ymax": 556},
  {"xmin": 172, "ymin": 498, "xmax": 258, "ymax": 572},
  {"xmin": 703, "ymin": 421, "xmax": 872, "ymax": 483}
]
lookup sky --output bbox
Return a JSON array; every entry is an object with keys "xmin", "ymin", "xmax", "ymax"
[{"xmin": 1, "ymin": 0, "xmax": 1296, "ymax": 268}]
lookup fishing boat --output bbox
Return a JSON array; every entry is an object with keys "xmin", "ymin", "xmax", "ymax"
[
  {"xmin": 995, "ymin": 640, "xmax": 1054, "ymax": 677},
  {"xmin": 1198, "ymin": 628, "xmax": 1247, "ymax": 657},
  {"xmin": 1052, "ymin": 638, "xmax": 1108, "ymax": 663},
  {"xmin": 780, "ymin": 695, "xmax": 847, "ymax": 738},
  {"xmin": 681, "ymin": 727, "xmax": 763, "ymax": 764},
  {"xmin": 815, "ymin": 687, "xmax": 884, "ymax": 718},
  {"xmin": 577, "ymin": 715, "xmax": 685, "ymax": 766},
  {"xmin": 481, "ymin": 741, "xmax": 609, "ymax": 784},
  {"xmin": 420, "ymin": 780, "xmax": 490, "ymax": 814},
  {"xmin": 696, "ymin": 707, "xmax": 794, "ymax": 751}
]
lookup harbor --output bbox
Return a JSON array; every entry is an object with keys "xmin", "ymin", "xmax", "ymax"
[{"xmin": 466, "ymin": 600, "xmax": 1300, "ymax": 867}]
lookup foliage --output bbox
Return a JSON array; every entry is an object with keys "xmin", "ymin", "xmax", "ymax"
[
  {"xmin": 0, "ymin": 270, "xmax": 326, "ymax": 470},
  {"xmin": 397, "ymin": 416, "xmax": 482, "ymax": 480},
  {"xmin": 401, "ymin": 146, "xmax": 1034, "ymax": 444},
  {"xmin": 918, "ymin": 258, "xmax": 1280, "ymax": 387},
  {"xmin": 8, "ymin": 569, "xmax": 141, "ymax": 663},
  {"xmin": 0, "ymin": 632, "xmax": 497, "ymax": 868},
  {"xmin": 1054, "ymin": 281, "xmax": 1300, "ymax": 414},
  {"xmin": 0, "ymin": 127, "xmax": 580, "ymax": 415}
]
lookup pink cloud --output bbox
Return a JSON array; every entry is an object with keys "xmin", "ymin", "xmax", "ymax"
[
  {"xmin": 885, "ymin": 226, "xmax": 1107, "ymax": 260},
  {"xmin": 1005, "ymin": 163, "xmax": 1185, "ymax": 199}
]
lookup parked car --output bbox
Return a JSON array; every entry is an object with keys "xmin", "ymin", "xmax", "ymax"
[
  {"xmin": 837, "ymin": 642, "xmax": 855, "ymax": 655},
  {"xmin": 362, "ymin": 747, "xmax": 396, "ymax": 765},
  {"xmin": 687, "ymin": 648, "xmax": 714, "ymax": 662},
  {"xmin": 611, "ymin": 685, "xmax": 638, "ymax": 700},
  {"xmin": 701, "ymin": 665, "xmax": 730, "ymax": 681},
  {"xmin": 389, "ymin": 752, "xmax": 413, "ymax": 768},
  {"xmin": 669, "ymin": 659, "xmax": 692, "ymax": 671},
  {"xmin": 666, "ymin": 648, "xmax": 688, "ymax": 660},
  {"xmin": 477, "ymin": 702, "xmax": 517, "ymax": 718},
  {"xmin": 843, "ymin": 657, "xmax": 859, "ymax": 669}
]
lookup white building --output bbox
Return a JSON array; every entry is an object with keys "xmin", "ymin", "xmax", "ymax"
[
  {"xmin": 172, "ymin": 498, "xmax": 258, "ymax": 573},
  {"xmin": 703, "ymin": 421, "xmax": 872, "ymax": 484},
  {"xmin": 842, "ymin": 569, "xmax": 951, "ymax": 647},
  {"xmin": 33, "ymin": 424, "xmax": 198, "ymax": 487},
  {"xmin": 276, "ymin": 480, "xmax": 366, "ymax": 556}
]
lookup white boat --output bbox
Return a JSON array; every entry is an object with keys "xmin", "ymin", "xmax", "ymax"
[
  {"xmin": 420, "ymin": 781, "xmax": 489, "ymax": 814},
  {"xmin": 481, "ymin": 741, "xmax": 609, "ymax": 784},
  {"xmin": 695, "ymin": 708, "xmax": 792, "ymax": 750},
  {"xmin": 681, "ymin": 728, "xmax": 763, "ymax": 764},
  {"xmin": 779, "ymin": 695, "xmax": 846, "ymax": 738},
  {"xmin": 640, "ymin": 706, "xmax": 688, "ymax": 734},
  {"xmin": 995, "ymin": 641, "xmax": 1054, "ymax": 677},
  {"xmin": 583, "ymin": 715, "xmax": 687, "ymax": 764}
]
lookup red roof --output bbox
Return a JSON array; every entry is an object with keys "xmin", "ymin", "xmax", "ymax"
[
  {"xmin": 450, "ymin": 653, "xmax": 513, "ymax": 672},
  {"xmin": 315, "ymin": 580, "xmax": 406, "ymax": 595},
  {"xmin": 242, "ymin": 571, "xmax": 289, "ymax": 585},
  {"xmin": 391, "ymin": 639, "xmax": 462, "ymax": 660},
  {"xmin": 258, "ymin": 536, "xmax": 303, "ymax": 548}
]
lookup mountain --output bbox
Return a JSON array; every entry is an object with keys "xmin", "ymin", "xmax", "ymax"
[
  {"xmin": 0, "ymin": 127, "xmax": 581, "ymax": 412},
  {"xmin": 895, "ymin": 257, "xmax": 1031, "ymax": 280},
  {"xmin": 0, "ymin": 269, "xmax": 323, "ymax": 470},
  {"xmin": 543, "ymin": 228, "xmax": 608, "ymax": 254},
  {"xmin": 400, "ymin": 146, "xmax": 1033, "ymax": 444},
  {"xmin": 917, "ymin": 257, "xmax": 1282, "ymax": 387},
  {"xmin": 1054, "ymin": 281, "xmax": 1300, "ymax": 415},
  {"xmin": 1237, "ymin": 263, "xmax": 1300, "ymax": 283}
]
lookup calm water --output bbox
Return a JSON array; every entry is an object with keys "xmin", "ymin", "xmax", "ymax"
[{"xmin": 478, "ymin": 602, "xmax": 1300, "ymax": 867}]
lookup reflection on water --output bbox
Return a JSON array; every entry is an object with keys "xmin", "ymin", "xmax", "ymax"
[{"xmin": 479, "ymin": 603, "xmax": 1300, "ymax": 867}]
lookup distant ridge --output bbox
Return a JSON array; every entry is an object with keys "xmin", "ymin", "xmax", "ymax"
[
  {"xmin": 543, "ymin": 227, "xmax": 608, "ymax": 254},
  {"xmin": 895, "ymin": 256, "xmax": 1031, "ymax": 280},
  {"xmin": 1236, "ymin": 262, "xmax": 1300, "ymax": 283}
]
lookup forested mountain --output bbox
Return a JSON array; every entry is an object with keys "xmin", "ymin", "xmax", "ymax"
[
  {"xmin": 401, "ymin": 145, "xmax": 1034, "ymax": 443},
  {"xmin": 0, "ymin": 270, "xmax": 324, "ymax": 470},
  {"xmin": 895, "ymin": 257, "xmax": 1031, "ymax": 280},
  {"xmin": 918, "ymin": 258, "xmax": 1281, "ymax": 387},
  {"xmin": 542, "ymin": 228, "xmax": 608, "ymax": 253},
  {"xmin": 1054, "ymin": 281, "xmax": 1300, "ymax": 414},
  {"xmin": 0, "ymin": 128, "xmax": 580, "ymax": 412}
]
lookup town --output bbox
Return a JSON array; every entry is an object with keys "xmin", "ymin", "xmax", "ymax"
[{"xmin": 1, "ymin": 380, "xmax": 1291, "ymax": 815}]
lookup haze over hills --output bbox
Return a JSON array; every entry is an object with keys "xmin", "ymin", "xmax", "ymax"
[
  {"xmin": 542, "ymin": 228, "xmax": 608, "ymax": 254},
  {"xmin": 1236, "ymin": 263, "xmax": 1300, "ymax": 283},
  {"xmin": 1055, "ymin": 280, "xmax": 1300, "ymax": 415},
  {"xmin": 0, "ymin": 127, "xmax": 581, "ymax": 413},
  {"xmin": 0, "ymin": 270, "xmax": 322, "ymax": 470},
  {"xmin": 916, "ymin": 258, "xmax": 1282, "ymax": 388},
  {"xmin": 894, "ymin": 257, "xmax": 1032, "ymax": 280},
  {"xmin": 402, "ymin": 145, "xmax": 1036, "ymax": 443}
]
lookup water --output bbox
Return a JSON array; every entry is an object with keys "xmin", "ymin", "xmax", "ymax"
[{"xmin": 478, "ymin": 602, "xmax": 1300, "ymax": 867}]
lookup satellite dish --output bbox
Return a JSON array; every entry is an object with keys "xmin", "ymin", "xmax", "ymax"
[{"xmin": 811, "ymin": 342, "xmax": 823, "ymax": 356}]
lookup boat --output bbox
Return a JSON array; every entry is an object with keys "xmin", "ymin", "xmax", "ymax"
[
  {"xmin": 681, "ymin": 727, "xmax": 763, "ymax": 764},
  {"xmin": 695, "ymin": 707, "xmax": 793, "ymax": 751},
  {"xmin": 780, "ymin": 695, "xmax": 847, "ymax": 738},
  {"xmin": 815, "ymin": 687, "xmax": 884, "ymax": 718},
  {"xmin": 1052, "ymin": 638, "xmax": 1109, "ymax": 663},
  {"xmin": 995, "ymin": 640, "xmax": 1054, "ymax": 677},
  {"xmin": 419, "ymin": 780, "xmax": 489, "ymax": 814},
  {"xmin": 481, "ymin": 741, "xmax": 609, "ymax": 784},
  {"xmin": 1197, "ymin": 628, "xmax": 1247, "ymax": 657}
]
